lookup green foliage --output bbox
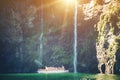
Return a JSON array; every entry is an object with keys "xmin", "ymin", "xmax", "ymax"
[
  {"xmin": 97, "ymin": 3, "xmax": 120, "ymax": 38},
  {"xmin": 50, "ymin": 46, "xmax": 72, "ymax": 66},
  {"xmin": 95, "ymin": 1, "xmax": 120, "ymax": 74}
]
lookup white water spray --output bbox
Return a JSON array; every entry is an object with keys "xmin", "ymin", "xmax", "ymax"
[{"xmin": 73, "ymin": 0, "xmax": 78, "ymax": 73}]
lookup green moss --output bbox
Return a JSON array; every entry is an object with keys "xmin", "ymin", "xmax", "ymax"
[{"xmin": 96, "ymin": 1, "xmax": 120, "ymax": 70}]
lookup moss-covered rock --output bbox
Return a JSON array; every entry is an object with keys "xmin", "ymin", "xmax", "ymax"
[{"xmin": 96, "ymin": 1, "xmax": 120, "ymax": 74}]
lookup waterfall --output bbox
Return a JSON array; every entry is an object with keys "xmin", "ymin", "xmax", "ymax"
[
  {"xmin": 38, "ymin": 1, "xmax": 44, "ymax": 66},
  {"xmin": 39, "ymin": 33, "xmax": 43, "ymax": 65},
  {"xmin": 73, "ymin": 0, "xmax": 78, "ymax": 73}
]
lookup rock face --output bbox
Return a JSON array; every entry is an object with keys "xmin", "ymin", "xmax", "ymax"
[
  {"xmin": 96, "ymin": 1, "xmax": 120, "ymax": 74},
  {"xmin": 1, "ymin": 0, "xmax": 120, "ymax": 74},
  {"xmin": 0, "ymin": 0, "xmax": 98, "ymax": 73}
]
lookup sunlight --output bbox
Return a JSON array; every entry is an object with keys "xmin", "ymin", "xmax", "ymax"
[
  {"xmin": 61, "ymin": 0, "xmax": 75, "ymax": 6},
  {"xmin": 65, "ymin": 0, "xmax": 74, "ymax": 4}
]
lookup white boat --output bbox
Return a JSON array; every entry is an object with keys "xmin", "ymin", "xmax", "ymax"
[{"xmin": 37, "ymin": 66, "xmax": 69, "ymax": 73}]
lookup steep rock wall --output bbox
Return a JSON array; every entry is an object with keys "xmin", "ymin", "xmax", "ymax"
[{"xmin": 96, "ymin": 1, "xmax": 120, "ymax": 74}]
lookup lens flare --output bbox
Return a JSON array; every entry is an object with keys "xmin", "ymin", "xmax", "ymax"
[
  {"xmin": 62, "ymin": 0, "xmax": 75, "ymax": 5},
  {"xmin": 65, "ymin": 0, "xmax": 74, "ymax": 4}
]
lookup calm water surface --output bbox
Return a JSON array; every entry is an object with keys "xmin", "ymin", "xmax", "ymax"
[{"xmin": 0, "ymin": 73, "xmax": 120, "ymax": 80}]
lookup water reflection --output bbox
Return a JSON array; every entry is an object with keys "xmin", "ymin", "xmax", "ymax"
[
  {"xmin": 0, "ymin": 73, "xmax": 120, "ymax": 80},
  {"xmin": 65, "ymin": 73, "xmax": 120, "ymax": 80},
  {"xmin": 95, "ymin": 74, "xmax": 120, "ymax": 80}
]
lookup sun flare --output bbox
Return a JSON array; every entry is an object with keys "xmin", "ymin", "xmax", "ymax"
[
  {"xmin": 62, "ymin": 0, "xmax": 75, "ymax": 5},
  {"xmin": 65, "ymin": 0, "xmax": 74, "ymax": 4}
]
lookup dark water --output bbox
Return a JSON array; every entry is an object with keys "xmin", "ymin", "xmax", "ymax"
[{"xmin": 0, "ymin": 73, "xmax": 120, "ymax": 80}]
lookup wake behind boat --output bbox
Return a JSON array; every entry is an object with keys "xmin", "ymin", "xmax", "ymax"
[{"xmin": 37, "ymin": 66, "xmax": 69, "ymax": 73}]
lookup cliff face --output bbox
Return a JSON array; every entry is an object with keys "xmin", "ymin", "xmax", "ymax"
[
  {"xmin": 84, "ymin": 0, "xmax": 120, "ymax": 74},
  {"xmin": 0, "ymin": 0, "xmax": 98, "ymax": 73},
  {"xmin": 0, "ymin": 0, "xmax": 120, "ymax": 74},
  {"xmin": 96, "ymin": 0, "xmax": 120, "ymax": 74}
]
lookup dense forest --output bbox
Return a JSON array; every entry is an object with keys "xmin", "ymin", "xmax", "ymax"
[{"xmin": 0, "ymin": 0, "xmax": 120, "ymax": 74}]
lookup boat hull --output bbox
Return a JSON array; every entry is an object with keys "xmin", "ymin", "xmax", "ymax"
[{"xmin": 37, "ymin": 70, "xmax": 69, "ymax": 74}]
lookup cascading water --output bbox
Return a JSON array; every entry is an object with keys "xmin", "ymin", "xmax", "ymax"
[
  {"xmin": 73, "ymin": 0, "xmax": 78, "ymax": 73},
  {"xmin": 38, "ymin": 0, "xmax": 44, "ymax": 66}
]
